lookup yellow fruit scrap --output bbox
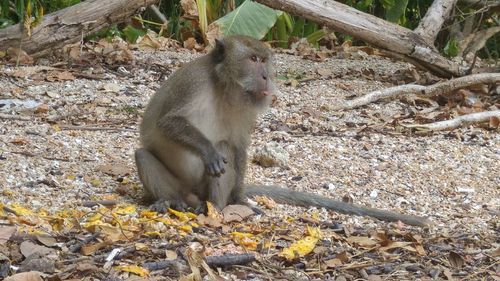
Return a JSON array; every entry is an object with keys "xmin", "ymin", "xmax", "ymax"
[
  {"xmin": 113, "ymin": 204, "xmax": 137, "ymax": 215},
  {"xmin": 168, "ymin": 208, "xmax": 191, "ymax": 222},
  {"xmin": 281, "ymin": 227, "xmax": 322, "ymax": 260},
  {"xmin": 231, "ymin": 232, "xmax": 258, "ymax": 250},
  {"xmin": 9, "ymin": 203, "xmax": 34, "ymax": 215},
  {"xmin": 117, "ymin": 265, "xmax": 150, "ymax": 277}
]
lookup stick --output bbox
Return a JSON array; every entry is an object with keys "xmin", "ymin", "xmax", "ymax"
[
  {"xmin": 59, "ymin": 125, "xmax": 136, "ymax": 132},
  {"xmin": 403, "ymin": 110, "xmax": 500, "ymax": 131},
  {"xmin": 205, "ymin": 253, "xmax": 256, "ymax": 268},
  {"xmin": 337, "ymin": 73, "xmax": 500, "ymax": 110},
  {"xmin": 82, "ymin": 200, "xmax": 118, "ymax": 208}
]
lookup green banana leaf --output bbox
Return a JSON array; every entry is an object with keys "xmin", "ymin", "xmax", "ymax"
[{"xmin": 206, "ymin": 0, "xmax": 280, "ymax": 40}]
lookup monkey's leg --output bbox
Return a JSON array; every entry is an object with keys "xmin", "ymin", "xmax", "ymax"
[
  {"xmin": 207, "ymin": 141, "xmax": 237, "ymax": 209},
  {"xmin": 135, "ymin": 148, "xmax": 197, "ymax": 211}
]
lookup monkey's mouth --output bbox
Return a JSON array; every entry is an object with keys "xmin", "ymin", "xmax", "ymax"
[{"xmin": 247, "ymin": 90, "xmax": 270, "ymax": 98}]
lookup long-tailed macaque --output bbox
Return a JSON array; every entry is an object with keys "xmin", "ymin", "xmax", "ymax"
[{"xmin": 135, "ymin": 35, "xmax": 430, "ymax": 227}]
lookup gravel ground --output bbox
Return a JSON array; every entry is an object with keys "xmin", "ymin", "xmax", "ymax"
[{"xmin": 0, "ymin": 47, "xmax": 498, "ymax": 279}]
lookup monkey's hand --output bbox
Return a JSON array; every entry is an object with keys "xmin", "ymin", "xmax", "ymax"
[{"xmin": 204, "ymin": 150, "xmax": 227, "ymax": 177}]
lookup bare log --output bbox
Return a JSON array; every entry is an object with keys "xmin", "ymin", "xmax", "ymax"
[
  {"xmin": 415, "ymin": 0, "xmax": 458, "ymax": 45},
  {"xmin": 254, "ymin": 0, "xmax": 466, "ymax": 77},
  {"xmin": 338, "ymin": 73, "xmax": 500, "ymax": 110},
  {"xmin": 0, "ymin": 0, "xmax": 158, "ymax": 57},
  {"xmin": 404, "ymin": 110, "xmax": 500, "ymax": 131},
  {"xmin": 459, "ymin": 26, "xmax": 500, "ymax": 57}
]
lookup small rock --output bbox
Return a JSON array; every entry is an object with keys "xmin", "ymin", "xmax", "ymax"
[
  {"xmin": 370, "ymin": 189, "xmax": 379, "ymax": 198},
  {"xmin": 323, "ymin": 183, "xmax": 335, "ymax": 191},
  {"xmin": 252, "ymin": 141, "xmax": 289, "ymax": 168},
  {"xmin": 19, "ymin": 254, "xmax": 55, "ymax": 273}
]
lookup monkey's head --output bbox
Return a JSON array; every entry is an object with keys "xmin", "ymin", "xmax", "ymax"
[{"xmin": 212, "ymin": 35, "xmax": 275, "ymax": 107}]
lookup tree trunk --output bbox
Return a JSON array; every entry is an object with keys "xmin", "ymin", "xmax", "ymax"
[
  {"xmin": 0, "ymin": 0, "xmax": 158, "ymax": 57},
  {"xmin": 414, "ymin": 0, "xmax": 458, "ymax": 45},
  {"xmin": 254, "ymin": 0, "xmax": 468, "ymax": 78}
]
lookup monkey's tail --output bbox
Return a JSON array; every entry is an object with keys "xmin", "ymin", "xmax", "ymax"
[{"xmin": 244, "ymin": 185, "xmax": 431, "ymax": 227}]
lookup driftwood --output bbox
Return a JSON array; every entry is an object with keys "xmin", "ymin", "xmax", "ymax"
[
  {"xmin": 254, "ymin": 0, "xmax": 467, "ymax": 77},
  {"xmin": 0, "ymin": 0, "xmax": 158, "ymax": 57},
  {"xmin": 404, "ymin": 110, "xmax": 500, "ymax": 131},
  {"xmin": 337, "ymin": 73, "xmax": 500, "ymax": 110}
]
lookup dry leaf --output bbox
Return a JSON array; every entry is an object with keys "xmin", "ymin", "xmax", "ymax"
[
  {"xmin": 56, "ymin": 71, "xmax": 75, "ymax": 80},
  {"xmin": 20, "ymin": 241, "xmax": 54, "ymax": 257},
  {"xmin": 0, "ymin": 226, "xmax": 16, "ymax": 244},
  {"xmin": 7, "ymin": 47, "xmax": 34, "ymax": 64},
  {"xmin": 448, "ymin": 251, "xmax": 464, "ymax": 268},
  {"xmin": 34, "ymin": 104, "xmax": 49, "ymax": 114},
  {"xmin": 489, "ymin": 116, "xmax": 499, "ymax": 128},
  {"xmin": 184, "ymin": 37, "xmax": 197, "ymax": 50},
  {"xmin": 166, "ymin": 249, "xmax": 178, "ymax": 260},
  {"xmin": 180, "ymin": 0, "xmax": 198, "ymax": 16},
  {"xmin": 36, "ymin": 235, "xmax": 56, "ymax": 247},
  {"xmin": 443, "ymin": 268, "xmax": 455, "ymax": 280},
  {"xmin": 253, "ymin": 195, "xmax": 276, "ymax": 209},
  {"xmin": 222, "ymin": 204, "xmax": 254, "ymax": 223},
  {"xmin": 4, "ymin": 272, "xmax": 43, "ymax": 281},
  {"xmin": 81, "ymin": 241, "xmax": 108, "ymax": 256},
  {"xmin": 346, "ymin": 236, "xmax": 378, "ymax": 247},
  {"xmin": 324, "ymin": 258, "xmax": 342, "ymax": 268}
]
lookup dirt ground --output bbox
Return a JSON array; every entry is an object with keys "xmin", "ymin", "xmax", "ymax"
[{"xmin": 0, "ymin": 46, "xmax": 498, "ymax": 280}]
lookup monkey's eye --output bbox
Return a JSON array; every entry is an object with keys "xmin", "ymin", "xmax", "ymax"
[
  {"xmin": 261, "ymin": 57, "xmax": 267, "ymax": 63},
  {"xmin": 250, "ymin": 55, "xmax": 258, "ymax": 62}
]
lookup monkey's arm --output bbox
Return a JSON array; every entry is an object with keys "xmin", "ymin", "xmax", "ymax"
[
  {"xmin": 157, "ymin": 115, "xmax": 226, "ymax": 176},
  {"xmin": 245, "ymin": 185, "xmax": 431, "ymax": 227}
]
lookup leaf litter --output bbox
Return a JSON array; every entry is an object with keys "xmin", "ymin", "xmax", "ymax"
[{"xmin": 0, "ymin": 35, "xmax": 498, "ymax": 280}]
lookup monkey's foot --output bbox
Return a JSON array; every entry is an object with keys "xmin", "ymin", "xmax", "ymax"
[{"xmin": 149, "ymin": 199, "xmax": 188, "ymax": 213}]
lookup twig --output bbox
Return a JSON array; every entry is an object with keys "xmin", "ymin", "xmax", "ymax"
[
  {"xmin": 403, "ymin": 110, "xmax": 500, "ymax": 131},
  {"xmin": 69, "ymin": 232, "xmax": 99, "ymax": 253},
  {"xmin": 59, "ymin": 125, "xmax": 136, "ymax": 132},
  {"xmin": 11, "ymin": 150, "xmax": 71, "ymax": 162},
  {"xmin": 82, "ymin": 200, "xmax": 118, "ymax": 208},
  {"xmin": 142, "ymin": 260, "xmax": 184, "ymax": 271},
  {"xmin": 0, "ymin": 113, "xmax": 32, "ymax": 121},
  {"xmin": 337, "ymin": 73, "xmax": 500, "ymax": 110},
  {"xmin": 205, "ymin": 253, "xmax": 256, "ymax": 268},
  {"xmin": 460, "ymin": 260, "xmax": 499, "ymax": 280}
]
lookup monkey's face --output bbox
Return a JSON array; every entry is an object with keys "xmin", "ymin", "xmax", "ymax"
[
  {"xmin": 213, "ymin": 36, "xmax": 276, "ymax": 107},
  {"xmin": 239, "ymin": 52, "xmax": 275, "ymax": 105}
]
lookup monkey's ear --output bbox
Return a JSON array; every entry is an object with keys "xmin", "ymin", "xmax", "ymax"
[{"xmin": 212, "ymin": 38, "xmax": 225, "ymax": 63}]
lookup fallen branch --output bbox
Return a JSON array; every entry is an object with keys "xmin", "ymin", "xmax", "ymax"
[
  {"xmin": 205, "ymin": 253, "xmax": 256, "ymax": 268},
  {"xmin": 60, "ymin": 125, "xmax": 136, "ymax": 132},
  {"xmin": 337, "ymin": 73, "xmax": 500, "ymax": 110},
  {"xmin": 254, "ymin": 0, "xmax": 466, "ymax": 77},
  {"xmin": 0, "ymin": 0, "xmax": 158, "ymax": 57},
  {"xmin": 403, "ymin": 110, "xmax": 500, "ymax": 131}
]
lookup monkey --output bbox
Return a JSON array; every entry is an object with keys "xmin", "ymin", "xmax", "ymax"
[{"xmin": 135, "ymin": 35, "xmax": 431, "ymax": 227}]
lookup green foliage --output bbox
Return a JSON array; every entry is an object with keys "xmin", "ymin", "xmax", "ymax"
[
  {"xmin": 384, "ymin": 0, "xmax": 409, "ymax": 24},
  {"xmin": 123, "ymin": 25, "xmax": 146, "ymax": 43},
  {"xmin": 0, "ymin": 0, "xmax": 80, "ymax": 29},
  {"xmin": 87, "ymin": 24, "xmax": 124, "ymax": 41},
  {"xmin": 43, "ymin": 0, "xmax": 79, "ymax": 13},
  {"xmin": 443, "ymin": 37, "xmax": 459, "ymax": 58},
  {"xmin": 209, "ymin": 0, "xmax": 280, "ymax": 39}
]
